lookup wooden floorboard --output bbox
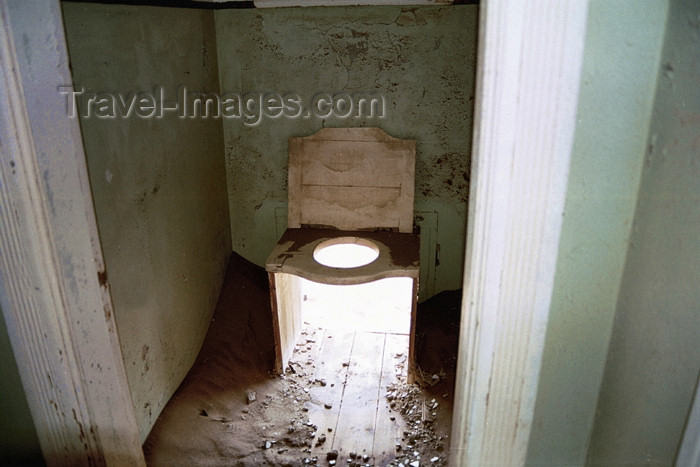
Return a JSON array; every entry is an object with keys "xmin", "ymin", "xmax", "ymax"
[
  {"xmin": 143, "ymin": 256, "xmax": 454, "ymax": 467},
  {"xmin": 332, "ymin": 332, "xmax": 385, "ymax": 462},
  {"xmin": 373, "ymin": 333, "xmax": 409, "ymax": 464},
  {"xmin": 306, "ymin": 329, "xmax": 355, "ymax": 457},
  {"xmin": 297, "ymin": 318, "xmax": 411, "ymax": 466}
]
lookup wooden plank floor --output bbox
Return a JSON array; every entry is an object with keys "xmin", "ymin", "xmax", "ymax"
[
  {"xmin": 373, "ymin": 333, "xmax": 409, "ymax": 465},
  {"xmin": 143, "ymin": 255, "xmax": 455, "ymax": 467},
  {"xmin": 293, "ymin": 325, "xmax": 409, "ymax": 465}
]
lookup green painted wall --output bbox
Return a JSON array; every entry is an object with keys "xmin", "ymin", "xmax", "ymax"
[
  {"xmin": 587, "ymin": 0, "xmax": 700, "ymax": 463},
  {"xmin": 62, "ymin": 4, "xmax": 231, "ymax": 441},
  {"xmin": 526, "ymin": 1, "xmax": 669, "ymax": 464},
  {"xmin": 215, "ymin": 5, "xmax": 477, "ymax": 297},
  {"xmin": 0, "ymin": 305, "xmax": 44, "ymax": 466}
]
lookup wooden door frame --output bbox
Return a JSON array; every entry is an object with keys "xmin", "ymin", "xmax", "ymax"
[
  {"xmin": 2, "ymin": 0, "xmax": 644, "ymax": 466},
  {"xmin": 0, "ymin": 1, "xmax": 144, "ymax": 465},
  {"xmin": 449, "ymin": 1, "xmax": 589, "ymax": 465}
]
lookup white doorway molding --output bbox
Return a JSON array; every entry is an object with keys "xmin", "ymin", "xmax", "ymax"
[
  {"xmin": 0, "ymin": 0, "xmax": 590, "ymax": 465},
  {"xmin": 450, "ymin": 1, "xmax": 589, "ymax": 465},
  {"xmin": 0, "ymin": 1, "xmax": 145, "ymax": 465}
]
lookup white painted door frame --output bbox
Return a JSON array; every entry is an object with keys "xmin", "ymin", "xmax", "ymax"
[
  {"xmin": 0, "ymin": 1, "xmax": 144, "ymax": 465},
  {"xmin": 449, "ymin": 1, "xmax": 589, "ymax": 465},
  {"xmin": 0, "ymin": 0, "xmax": 591, "ymax": 465}
]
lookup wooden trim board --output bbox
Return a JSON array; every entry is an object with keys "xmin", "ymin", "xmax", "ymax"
[
  {"xmin": 0, "ymin": 1, "xmax": 144, "ymax": 464},
  {"xmin": 287, "ymin": 128, "xmax": 416, "ymax": 233},
  {"xmin": 0, "ymin": 2, "xmax": 594, "ymax": 466},
  {"xmin": 450, "ymin": 1, "xmax": 589, "ymax": 465}
]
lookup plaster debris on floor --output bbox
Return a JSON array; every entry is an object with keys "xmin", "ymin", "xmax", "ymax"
[{"xmin": 143, "ymin": 253, "xmax": 460, "ymax": 466}]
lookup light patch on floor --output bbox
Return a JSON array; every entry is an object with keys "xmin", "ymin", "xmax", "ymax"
[
  {"xmin": 300, "ymin": 277, "xmax": 413, "ymax": 335},
  {"xmin": 291, "ymin": 275, "xmax": 415, "ymax": 463}
]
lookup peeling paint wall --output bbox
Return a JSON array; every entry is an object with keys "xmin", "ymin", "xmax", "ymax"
[
  {"xmin": 586, "ymin": 0, "xmax": 700, "ymax": 463},
  {"xmin": 62, "ymin": 4, "xmax": 231, "ymax": 440},
  {"xmin": 215, "ymin": 5, "xmax": 477, "ymax": 296}
]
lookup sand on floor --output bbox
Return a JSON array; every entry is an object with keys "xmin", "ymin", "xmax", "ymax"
[{"xmin": 143, "ymin": 253, "xmax": 461, "ymax": 467}]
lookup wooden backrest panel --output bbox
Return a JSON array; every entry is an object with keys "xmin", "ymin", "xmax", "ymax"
[{"xmin": 287, "ymin": 128, "xmax": 416, "ymax": 233}]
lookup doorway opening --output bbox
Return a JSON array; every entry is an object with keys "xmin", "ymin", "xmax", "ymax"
[
  {"xmin": 277, "ymin": 239, "xmax": 416, "ymax": 461},
  {"xmin": 301, "ymin": 277, "xmax": 413, "ymax": 335},
  {"xmin": 43, "ymin": 2, "xmax": 476, "ymax": 465},
  {"xmin": 288, "ymin": 276, "xmax": 414, "ymax": 461},
  {"xmin": 304, "ymin": 238, "xmax": 412, "ymax": 337}
]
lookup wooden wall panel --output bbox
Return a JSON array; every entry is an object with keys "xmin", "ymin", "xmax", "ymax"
[{"xmin": 287, "ymin": 128, "xmax": 415, "ymax": 233}]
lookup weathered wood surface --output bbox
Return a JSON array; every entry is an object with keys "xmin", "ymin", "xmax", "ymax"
[
  {"xmin": 0, "ymin": 2, "xmax": 145, "ymax": 464},
  {"xmin": 300, "ymin": 328, "xmax": 409, "ymax": 465},
  {"xmin": 265, "ymin": 228, "xmax": 419, "ymax": 285},
  {"xmin": 450, "ymin": 1, "xmax": 588, "ymax": 465},
  {"xmin": 269, "ymin": 273, "xmax": 304, "ymax": 374},
  {"xmin": 287, "ymin": 128, "xmax": 416, "ymax": 233},
  {"xmin": 269, "ymin": 127, "xmax": 419, "ymax": 383}
]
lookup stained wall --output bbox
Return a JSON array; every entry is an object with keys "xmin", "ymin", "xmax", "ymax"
[
  {"xmin": 215, "ymin": 5, "xmax": 477, "ymax": 297},
  {"xmin": 62, "ymin": 4, "xmax": 231, "ymax": 440}
]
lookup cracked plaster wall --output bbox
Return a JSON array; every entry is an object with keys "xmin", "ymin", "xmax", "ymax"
[{"xmin": 216, "ymin": 5, "xmax": 477, "ymax": 296}]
